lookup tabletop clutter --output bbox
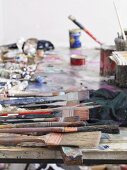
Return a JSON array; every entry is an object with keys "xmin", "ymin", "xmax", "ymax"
[{"xmin": 0, "ymin": 9, "xmax": 127, "ymax": 166}]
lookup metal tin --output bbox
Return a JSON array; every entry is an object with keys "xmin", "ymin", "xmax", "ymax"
[
  {"xmin": 69, "ymin": 29, "xmax": 81, "ymax": 49},
  {"xmin": 70, "ymin": 55, "xmax": 85, "ymax": 66},
  {"xmin": 100, "ymin": 45, "xmax": 116, "ymax": 76}
]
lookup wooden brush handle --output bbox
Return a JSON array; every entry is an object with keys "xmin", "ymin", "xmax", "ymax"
[
  {"xmin": 0, "ymin": 125, "xmax": 119, "ymax": 134},
  {"xmin": 0, "ymin": 135, "xmax": 46, "ymax": 146},
  {"xmin": 77, "ymin": 125, "xmax": 119, "ymax": 134},
  {"xmin": 0, "ymin": 121, "xmax": 85, "ymax": 128},
  {"xmin": 0, "ymin": 109, "xmax": 53, "ymax": 116},
  {"xmin": 0, "ymin": 117, "xmax": 60, "ymax": 124},
  {"xmin": 0, "ymin": 127, "xmax": 75, "ymax": 134},
  {"xmin": 8, "ymin": 91, "xmax": 57, "ymax": 97}
]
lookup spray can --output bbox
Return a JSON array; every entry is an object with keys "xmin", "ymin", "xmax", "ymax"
[{"xmin": 69, "ymin": 29, "xmax": 81, "ymax": 49}]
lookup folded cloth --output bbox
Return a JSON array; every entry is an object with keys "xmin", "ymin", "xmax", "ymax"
[{"xmin": 88, "ymin": 88, "xmax": 127, "ymax": 126}]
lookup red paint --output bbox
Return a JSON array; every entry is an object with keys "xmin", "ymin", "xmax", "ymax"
[{"xmin": 70, "ymin": 55, "xmax": 85, "ymax": 66}]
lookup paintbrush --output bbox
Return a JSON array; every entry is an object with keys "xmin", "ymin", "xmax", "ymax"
[
  {"xmin": 7, "ymin": 91, "xmax": 60, "ymax": 97},
  {"xmin": 68, "ymin": 15, "xmax": 103, "ymax": 45},
  {"xmin": 0, "ymin": 125, "xmax": 119, "ymax": 134},
  {"xmin": 0, "ymin": 104, "xmax": 99, "ymax": 118},
  {"xmin": 14, "ymin": 102, "xmax": 67, "ymax": 109},
  {"xmin": 0, "ymin": 116, "xmax": 79, "ymax": 124},
  {"xmin": 0, "ymin": 109, "xmax": 54, "ymax": 116},
  {"xmin": 8, "ymin": 89, "xmax": 89, "ymax": 98},
  {"xmin": 18, "ymin": 101, "xmax": 94, "ymax": 109},
  {"xmin": 0, "ymin": 121, "xmax": 85, "ymax": 128},
  {"xmin": 0, "ymin": 131, "xmax": 101, "ymax": 147},
  {"xmin": 7, "ymin": 90, "xmax": 73, "ymax": 97},
  {"xmin": 0, "ymin": 97, "xmax": 66, "ymax": 106},
  {"xmin": 0, "ymin": 109, "xmax": 88, "ymax": 121},
  {"xmin": 15, "ymin": 112, "xmax": 61, "ymax": 119},
  {"xmin": 0, "ymin": 117, "xmax": 60, "ymax": 124},
  {"xmin": 5, "ymin": 90, "xmax": 89, "ymax": 105},
  {"xmin": 0, "ymin": 105, "xmax": 102, "ymax": 122},
  {"xmin": 0, "ymin": 111, "xmax": 62, "ymax": 119}
]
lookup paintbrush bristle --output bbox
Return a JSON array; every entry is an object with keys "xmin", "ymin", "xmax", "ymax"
[
  {"xmin": 45, "ymin": 131, "xmax": 101, "ymax": 148},
  {"xmin": 68, "ymin": 15, "xmax": 76, "ymax": 21}
]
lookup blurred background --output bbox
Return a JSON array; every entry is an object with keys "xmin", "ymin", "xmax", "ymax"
[{"xmin": 0, "ymin": 0, "xmax": 127, "ymax": 47}]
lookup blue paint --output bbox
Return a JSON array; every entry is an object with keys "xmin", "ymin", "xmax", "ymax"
[
  {"xmin": 35, "ymin": 76, "xmax": 45, "ymax": 84},
  {"xmin": 98, "ymin": 145, "xmax": 109, "ymax": 150},
  {"xmin": 22, "ymin": 72, "xmax": 27, "ymax": 78}
]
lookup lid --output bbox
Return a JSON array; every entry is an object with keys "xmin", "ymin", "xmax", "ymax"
[
  {"xmin": 69, "ymin": 28, "xmax": 81, "ymax": 33},
  {"xmin": 101, "ymin": 44, "xmax": 116, "ymax": 50},
  {"xmin": 71, "ymin": 54, "xmax": 85, "ymax": 59}
]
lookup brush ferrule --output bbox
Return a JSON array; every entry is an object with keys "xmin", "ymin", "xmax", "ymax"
[{"xmin": 73, "ymin": 20, "xmax": 84, "ymax": 30}]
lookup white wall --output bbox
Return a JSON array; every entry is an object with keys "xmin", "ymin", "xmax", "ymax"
[
  {"xmin": 1, "ymin": 0, "xmax": 127, "ymax": 47},
  {"xmin": 0, "ymin": 0, "xmax": 4, "ymax": 43}
]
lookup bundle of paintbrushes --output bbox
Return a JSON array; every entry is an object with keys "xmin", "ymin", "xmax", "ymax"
[
  {"xmin": 0, "ymin": 112, "xmax": 119, "ymax": 149},
  {"xmin": 0, "ymin": 103, "xmax": 120, "ymax": 135},
  {"xmin": 0, "ymin": 86, "xmax": 120, "ymax": 150},
  {"xmin": 0, "ymin": 101, "xmax": 101, "ymax": 121},
  {"xmin": 0, "ymin": 108, "xmax": 120, "ymax": 150},
  {"xmin": 1, "ymin": 89, "xmax": 89, "ymax": 106}
]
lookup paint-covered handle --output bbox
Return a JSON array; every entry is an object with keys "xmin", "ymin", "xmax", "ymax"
[{"xmin": 0, "ymin": 135, "xmax": 46, "ymax": 146}]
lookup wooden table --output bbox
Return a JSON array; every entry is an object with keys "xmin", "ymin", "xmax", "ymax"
[
  {"xmin": 0, "ymin": 128, "xmax": 127, "ymax": 164},
  {"xmin": 0, "ymin": 48, "xmax": 127, "ymax": 165}
]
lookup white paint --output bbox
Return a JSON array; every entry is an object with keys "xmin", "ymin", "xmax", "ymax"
[{"xmin": 1, "ymin": 0, "xmax": 127, "ymax": 47}]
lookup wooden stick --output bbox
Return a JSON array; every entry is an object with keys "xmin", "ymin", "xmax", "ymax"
[{"xmin": 113, "ymin": 1, "xmax": 126, "ymax": 41}]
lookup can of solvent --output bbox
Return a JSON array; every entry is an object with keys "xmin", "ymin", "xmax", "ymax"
[{"xmin": 69, "ymin": 29, "xmax": 81, "ymax": 49}]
